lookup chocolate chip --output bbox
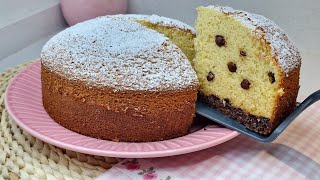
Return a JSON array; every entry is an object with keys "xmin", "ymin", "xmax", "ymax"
[
  {"xmin": 240, "ymin": 50, "xmax": 247, "ymax": 56},
  {"xmin": 207, "ymin": 71, "xmax": 215, "ymax": 81},
  {"xmin": 268, "ymin": 72, "xmax": 275, "ymax": 84},
  {"xmin": 241, "ymin": 79, "xmax": 251, "ymax": 89},
  {"xmin": 215, "ymin": 35, "xmax": 226, "ymax": 47},
  {"xmin": 227, "ymin": 62, "xmax": 237, "ymax": 72}
]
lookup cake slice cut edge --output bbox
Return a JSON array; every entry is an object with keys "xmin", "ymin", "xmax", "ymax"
[{"xmin": 194, "ymin": 5, "xmax": 301, "ymax": 135}]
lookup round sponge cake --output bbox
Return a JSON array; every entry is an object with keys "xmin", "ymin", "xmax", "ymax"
[{"xmin": 41, "ymin": 15, "xmax": 198, "ymax": 142}]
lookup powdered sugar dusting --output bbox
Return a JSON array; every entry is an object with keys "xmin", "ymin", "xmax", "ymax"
[
  {"xmin": 111, "ymin": 14, "xmax": 196, "ymax": 34},
  {"xmin": 41, "ymin": 16, "xmax": 198, "ymax": 91},
  {"xmin": 207, "ymin": 6, "xmax": 301, "ymax": 75}
]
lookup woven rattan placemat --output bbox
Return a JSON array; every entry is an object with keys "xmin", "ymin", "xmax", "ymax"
[{"xmin": 0, "ymin": 63, "xmax": 118, "ymax": 180}]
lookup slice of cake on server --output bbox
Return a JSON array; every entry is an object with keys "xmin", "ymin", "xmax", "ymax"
[{"xmin": 193, "ymin": 6, "xmax": 301, "ymax": 135}]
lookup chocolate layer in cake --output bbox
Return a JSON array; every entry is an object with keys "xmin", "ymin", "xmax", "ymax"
[{"xmin": 198, "ymin": 92, "xmax": 275, "ymax": 135}]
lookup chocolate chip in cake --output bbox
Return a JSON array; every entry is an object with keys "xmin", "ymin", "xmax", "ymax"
[
  {"xmin": 240, "ymin": 50, "xmax": 247, "ymax": 56},
  {"xmin": 227, "ymin": 62, "xmax": 237, "ymax": 72},
  {"xmin": 268, "ymin": 72, "xmax": 275, "ymax": 84},
  {"xmin": 215, "ymin": 35, "xmax": 226, "ymax": 47},
  {"xmin": 241, "ymin": 79, "xmax": 251, "ymax": 89},
  {"xmin": 207, "ymin": 71, "xmax": 215, "ymax": 81}
]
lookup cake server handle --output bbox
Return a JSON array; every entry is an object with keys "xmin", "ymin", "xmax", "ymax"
[
  {"xmin": 266, "ymin": 89, "xmax": 320, "ymax": 142},
  {"xmin": 289, "ymin": 89, "xmax": 320, "ymax": 119},
  {"xmin": 296, "ymin": 90, "xmax": 320, "ymax": 113}
]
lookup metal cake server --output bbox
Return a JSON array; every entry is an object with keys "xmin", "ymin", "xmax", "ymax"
[{"xmin": 196, "ymin": 90, "xmax": 320, "ymax": 142}]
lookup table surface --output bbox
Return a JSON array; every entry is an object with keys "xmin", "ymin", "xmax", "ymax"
[{"xmin": 99, "ymin": 98, "xmax": 320, "ymax": 179}]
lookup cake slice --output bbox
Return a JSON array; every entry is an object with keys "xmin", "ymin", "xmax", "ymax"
[{"xmin": 193, "ymin": 6, "xmax": 301, "ymax": 135}]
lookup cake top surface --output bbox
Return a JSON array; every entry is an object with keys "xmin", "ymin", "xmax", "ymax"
[
  {"xmin": 111, "ymin": 14, "xmax": 196, "ymax": 34},
  {"xmin": 41, "ymin": 15, "xmax": 198, "ymax": 91},
  {"xmin": 205, "ymin": 5, "xmax": 301, "ymax": 75}
]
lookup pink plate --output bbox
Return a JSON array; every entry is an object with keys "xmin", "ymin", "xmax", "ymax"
[{"xmin": 5, "ymin": 61, "xmax": 239, "ymax": 158}]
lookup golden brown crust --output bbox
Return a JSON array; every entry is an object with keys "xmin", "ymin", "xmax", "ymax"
[
  {"xmin": 41, "ymin": 64, "xmax": 197, "ymax": 142},
  {"xmin": 270, "ymin": 65, "xmax": 300, "ymax": 130}
]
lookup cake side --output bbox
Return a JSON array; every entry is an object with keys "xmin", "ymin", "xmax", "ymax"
[
  {"xmin": 194, "ymin": 6, "xmax": 300, "ymax": 134},
  {"xmin": 109, "ymin": 14, "xmax": 196, "ymax": 62},
  {"xmin": 42, "ymin": 65, "xmax": 197, "ymax": 142},
  {"xmin": 110, "ymin": 14, "xmax": 196, "ymax": 34},
  {"xmin": 137, "ymin": 20, "xmax": 196, "ymax": 62}
]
